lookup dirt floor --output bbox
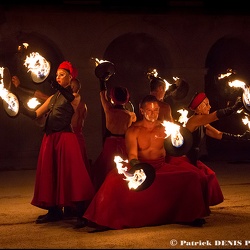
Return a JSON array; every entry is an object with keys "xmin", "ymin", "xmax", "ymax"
[{"xmin": 0, "ymin": 160, "xmax": 249, "ymax": 249}]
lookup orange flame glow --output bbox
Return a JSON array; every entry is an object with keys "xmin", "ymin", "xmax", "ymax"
[
  {"xmin": 27, "ymin": 97, "xmax": 41, "ymax": 109},
  {"xmin": 114, "ymin": 156, "xmax": 147, "ymax": 190},
  {"xmin": 177, "ymin": 108, "xmax": 189, "ymax": 127},
  {"xmin": 161, "ymin": 121, "xmax": 184, "ymax": 148},
  {"xmin": 24, "ymin": 52, "xmax": 50, "ymax": 80},
  {"xmin": 0, "ymin": 67, "xmax": 19, "ymax": 113}
]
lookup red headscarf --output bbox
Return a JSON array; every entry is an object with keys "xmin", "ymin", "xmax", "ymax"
[
  {"xmin": 188, "ymin": 92, "xmax": 206, "ymax": 111},
  {"xmin": 58, "ymin": 61, "xmax": 78, "ymax": 79}
]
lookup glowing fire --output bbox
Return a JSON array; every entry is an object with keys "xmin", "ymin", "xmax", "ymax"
[
  {"xmin": 242, "ymin": 116, "xmax": 250, "ymax": 130},
  {"xmin": 93, "ymin": 57, "xmax": 110, "ymax": 67},
  {"xmin": 218, "ymin": 68, "xmax": 236, "ymax": 79},
  {"xmin": 162, "ymin": 120, "xmax": 184, "ymax": 148},
  {"xmin": 147, "ymin": 69, "xmax": 172, "ymax": 90},
  {"xmin": 218, "ymin": 72, "xmax": 233, "ymax": 79},
  {"xmin": 228, "ymin": 79, "xmax": 250, "ymax": 107},
  {"xmin": 114, "ymin": 156, "xmax": 147, "ymax": 190},
  {"xmin": 18, "ymin": 42, "xmax": 29, "ymax": 52},
  {"xmin": 27, "ymin": 97, "xmax": 41, "ymax": 109},
  {"xmin": 177, "ymin": 108, "xmax": 188, "ymax": 127},
  {"xmin": 0, "ymin": 67, "xmax": 19, "ymax": 113},
  {"xmin": 24, "ymin": 52, "xmax": 50, "ymax": 80}
]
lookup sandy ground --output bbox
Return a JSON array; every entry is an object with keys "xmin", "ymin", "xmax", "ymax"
[{"xmin": 0, "ymin": 160, "xmax": 249, "ymax": 249}]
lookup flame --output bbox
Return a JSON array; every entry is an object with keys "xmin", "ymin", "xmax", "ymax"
[
  {"xmin": 242, "ymin": 116, "xmax": 250, "ymax": 130},
  {"xmin": 18, "ymin": 42, "xmax": 29, "ymax": 52},
  {"xmin": 93, "ymin": 57, "xmax": 110, "ymax": 67},
  {"xmin": 147, "ymin": 69, "xmax": 172, "ymax": 90},
  {"xmin": 114, "ymin": 156, "xmax": 147, "ymax": 190},
  {"xmin": 177, "ymin": 108, "xmax": 188, "ymax": 127},
  {"xmin": 23, "ymin": 43, "xmax": 29, "ymax": 49},
  {"xmin": 218, "ymin": 68, "xmax": 236, "ymax": 79},
  {"xmin": 218, "ymin": 72, "xmax": 233, "ymax": 79},
  {"xmin": 228, "ymin": 79, "xmax": 250, "ymax": 107},
  {"xmin": 228, "ymin": 79, "xmax": 246, "ymax": 89},
  {"xmin": 0, "ymin": 67, "xmax": 18, "ymax": 113},
  {"xmin": 163, "ymin": 79, "xmax": 172, "ymax": 91},
  {"xmin": 27, "ymin": 97, "xmax": 41, "ymax": 109},
  {"xmin": 24, "ymin": 52, "xmax": 50, "ymax": 80},
  {"xmin": 161, "ymin": 120, "xmax": 184, "ymax": 148},
  {"xmin": 149, "ymin": 68, "xmax": 158, "ymax": 78}
]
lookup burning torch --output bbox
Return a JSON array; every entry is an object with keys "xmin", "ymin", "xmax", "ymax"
[
  {"xmin": 0, "ymin": 67, "xmax": 19, "ymax": 117},
  {"xmin": 147, "ymin": 69, "xmax": 189, "ymax": 101},
  {"xmin": 162, "ymin": 120, "xmax": 193, "ymax": 156},
  {"xmin": 114, "ymin": 156, "xmax": 156, "ymax": 192},
  {"xmin": 94, "ymin": 58, "xmax": 115, "ymax": 89},
  {"xmin": 23, "ymin": 51, "xmax": 51, "ymax": 84},
  {"xmin": 218, "ymin": 68, "xmax": 250, "ymax": 112}
]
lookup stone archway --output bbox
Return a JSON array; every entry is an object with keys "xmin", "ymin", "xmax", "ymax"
[
  {"xmin": 103, "ymin": 32, "xmax": 173, "ymax": 116},
  {"xmin": 0, "ymin": 31, "xmax": 65, "ymax": 169},
  {"xmin": 205, "ymin": 36, "xmax": 250, "ymax": 161}
]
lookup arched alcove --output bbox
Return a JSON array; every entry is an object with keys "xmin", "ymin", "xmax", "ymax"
[
  {"xmin": 0, "ymin": 31, "xmax": 65, "ymax": 169},
  {"xmin": 103, "ymin": 32, "xmax": 173, "ymax": 116},
  {"xmin": 205, "ymin": 36, "xmax": 250, "ymax": 162}
]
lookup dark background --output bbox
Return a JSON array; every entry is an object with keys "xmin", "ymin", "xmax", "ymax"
[{"xmin": 1, "ymin": 0, "xmax": 250, "ymax": 170}]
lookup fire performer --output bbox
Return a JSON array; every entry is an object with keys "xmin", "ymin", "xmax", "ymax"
[
  {"xmin": 148, "ymin": 71, "xmax": 174, "ymax": 122},
  {"xmin": 11, "ymin": 76, "xmax": 91, "ymax": 175},
  {"xmin": 16, "ymin": 61, "xmax": 95, "ymax": 228},
  {"xmin": 92, "ymin": 59, "xmax": 136, "ymax": 192},
  {"xmin": 168, "ymin": 92, "xmax": 249, "ymax": 206},
  {"xmin": 83, "ymin": 95, "xmax": 210, "ymax": 231},
  {"xmin": 91, "ymin": 84, "xmax": 137, "ymax": 191}
]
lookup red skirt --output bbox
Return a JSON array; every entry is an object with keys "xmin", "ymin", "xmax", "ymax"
[
  {"xmin": 91, "ymin": 136, "xmax": 127, "ymax": 191},
  {"xmin": 84, "ymin": 156, "xmax": 210, "ymax": 229},
  {"xmin": 31, "ymin": 132, "xmax": 95, "ymax": 209},
  {"xmin": 168, "ymin": 155, "xmax": 224, "ymax": 206}
]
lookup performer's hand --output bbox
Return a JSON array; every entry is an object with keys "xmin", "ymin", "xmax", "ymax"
[
  {"xmin": 232, "ymin": 96, "xmax": 243, "ymax": 111},
  {"xmin": 50, "ymin": 80, "xmax": 61, "ymax": 90},
  {"xmin": 216, "ymin": 96, "xmax": 243, "ymax": 119},
  {"xmin": 50, "ymin": 80, "xmax": 74, "ymax": 102},
  {"xmin": 11, "ymin": 76, "xmax": 20, "ymax": 88}
]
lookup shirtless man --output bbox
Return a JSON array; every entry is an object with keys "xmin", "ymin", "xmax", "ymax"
[
  {"xmin": 149, "ymin": 75, "xmax": 174, "ymax": 122},
  {"xmin": 84, "ymin": 94, "xmax": 210, "ymax": 230},
  {"xmin": 92, "ymin": 85, "xmax": 137, "ymax": 191}
]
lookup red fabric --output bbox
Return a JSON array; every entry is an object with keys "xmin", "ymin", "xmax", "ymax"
[
  {"xmin": 91, "ymin": 136, "xmax": 127, "ymax": 191},
  {"xmin": 58, "ymin": 61, "xmax": 78, "ymax": 79},
  {"xmin": 73, "ymin": 127, "xmax": 92, "ymax": 179},
  {"xmin": 168, "ymin": 155, "xmax": 224, "ymax": 206},
  {"xmin": 189, "ymin": 92, "xmax": 206, "ymax": 111},
  {"xmin": 31, "ymin": 132, "xmax": 95, "ymax": 209},
  {"xmin": 84, "ymin": 156, "xmax": 210, "ymax": 229}
]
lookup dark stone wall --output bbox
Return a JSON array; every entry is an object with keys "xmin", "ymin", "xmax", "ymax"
[{"xmin": 1, "ymin": 2, "xmax": 250, "ymax": 169}]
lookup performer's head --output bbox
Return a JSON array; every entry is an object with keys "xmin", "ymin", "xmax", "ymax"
[
  {"xmin": 110, "ymin": 86, "xmax": 130, "ymax": 105},
  {"xmin": 188, "ymin": 92, "xmax": 207, "ymax": 111},
  {"xmin": 58, "ymin": 61, "xmax": 78, "ymax": 79},
  {"xmin": 139, "ymin": 95, "xmax": 160, "ymax": 122}
]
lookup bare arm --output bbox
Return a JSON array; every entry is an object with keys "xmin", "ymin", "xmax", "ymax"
[
  {"xmin": 186, "ymin": 111, "xmax": 218, "ymax": 132},
  {"xmin": 125, "ymin": 126, "xmax": 139, "ymax": 161},
  {"xmin": 34, "ymin": 90, "xmax": 50, "ymax": 101},
  {"xmin": 12, "ymin": 75, "xmax": 49, "ymax": 102},
  {"xmin": 100, "ymin": 90, "xmax": 112, "ymax": 112},
  {"xmin": 205, "ymin": 124, "xmax": 223, "ymax": 139},
  {"xmin": 71, "ymin": 93, "xmax": 80, "ymax": 112}
]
